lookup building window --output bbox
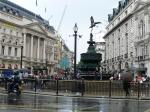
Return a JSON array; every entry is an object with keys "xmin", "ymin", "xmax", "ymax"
[
  {"xmin": 2, "ymin": 7, "xmax": 6, "ymax": 12},
  {"xmin": 139, "ymin": 20, "xmax": 145, "ymax": 38},
  {"xmin": 118, "ymin": 17, "xmax": 120, "ymax": 22},
  {"xmin": 16, "ymin": 41, "xmax": 18, "ymax": 45},
  {"xmin": 16, "ymin": 32, "xmax": 18, "ymax": 36},
  {"xmin": 15, "ymin": 48, "xmax": 17, "ymax": 56},
  {"xmin": 125, "ymin": 10, "xmax": 128, "ymax": 16},
  {"xmin": 130, "ymin": 52, "xmax": 133, "ymax": 57},
  {"xmin": 131, "ymin": 19, "xmax": 133, "ymax": 26},
  {"xmin": 145, "ymin": 45, "xmax": 148, "ymax": 56},
  {"xmin": 126, "ymin": 34, "xmax": 128, "ymax": 53},
  {"xmin": 2, "ymin": 46, "xmax": 5, "ymax": 55},
  {"xmin": 2, "ymin": 39, "xmax": 5, "ymax": 42},
  {"xmin": 118, "ymin": 37, "xmax": 120, "ymax": 56},
  {"xmin": 135, "ymin": 48, "xmax": 137, "ymax": 56},
  {"xmin": 141, "ymin": 46, "xmax": 145, "ymax": 56},
  {"xmin": 15, "ymin": 12, "xmax": 18, "ymax": 16},
  {"xmin": 125, "ymin": 23, "xmax": 128, "ymax": 31},
  {"xmin": 8, "ymin": 47, "xmax": 12, "ymax": 56},
  {"xmin": 118, "ymin": 29, "xmax": 120, "ymax": 34},
  {"xmin": 9, "ymin": 9, "xmax": 13, "ymax": 14}
]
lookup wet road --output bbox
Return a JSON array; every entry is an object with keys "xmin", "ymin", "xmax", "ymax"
[{"xmin": 0, "ymin": 92, "xmax": 150, "ymax": 112}]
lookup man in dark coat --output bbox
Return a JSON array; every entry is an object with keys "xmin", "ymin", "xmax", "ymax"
[{"xmin": 122, "ymin": 70, "xmax": 132, "ymax": 96}]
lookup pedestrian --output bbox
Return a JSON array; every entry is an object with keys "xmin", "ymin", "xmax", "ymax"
[
  {"xmin": 136, "ymin": 72, "xmax": 143, "ymax": 83},
  {"xmin": 122, "ymin": 70, "xmax": 132, "ymax": 96}
]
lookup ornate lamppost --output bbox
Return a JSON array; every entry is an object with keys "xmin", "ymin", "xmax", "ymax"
[{"xmin": 73, "ymin": 23, "xmax": 78, "ymax": 79}]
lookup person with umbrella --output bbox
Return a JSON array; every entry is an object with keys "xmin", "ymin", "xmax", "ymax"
[{"xmin": 122, "ymin": 69, "xmax": 132, "ymax": 96}]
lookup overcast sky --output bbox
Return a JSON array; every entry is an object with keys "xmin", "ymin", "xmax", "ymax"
[{"xmin": 9, "ymin": 0, "xmax": 119, "ymax": 62}]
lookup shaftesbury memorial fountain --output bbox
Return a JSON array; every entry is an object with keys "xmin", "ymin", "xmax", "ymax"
[{"xmin": 78, "ymin": 16, "xmax": 102, "ymax": 80}]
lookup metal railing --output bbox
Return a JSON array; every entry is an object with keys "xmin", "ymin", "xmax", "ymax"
[{"xmin": 0, "ymin": 78, "xmax": 150, "ymax": 99}]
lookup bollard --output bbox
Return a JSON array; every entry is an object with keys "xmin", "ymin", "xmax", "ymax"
[
  {"xmin": 34, "ymin": 78, "xmax": 37, "ymax": 92},
  {"xmin": 109, "ymin": 80, "xmax": 112, "ymax": 98},
  {"xmin": 81, "ymin": 78, "xmax": 85, "ymax": 96},
  {"xmin": 137, "ymin": 82, "xmax": 140, "ymax": 99},
  {"xmin": 56, "ymin": 79, "xmax": 58, "ymax": 95},
  {"xmin": 4, "ymin": 78, "xmax": 8, "ymax": 90}
]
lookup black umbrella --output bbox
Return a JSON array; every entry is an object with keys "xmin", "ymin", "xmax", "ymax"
[{"xmin": 121, "ymin": 70, "xmax": 132, "ymax": 81}]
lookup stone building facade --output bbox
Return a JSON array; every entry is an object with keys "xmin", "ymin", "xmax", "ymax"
[
  {"xmin": 0, "ymin": 0, "xmax": 61, "ymax": 75},
  {"xmin": 103, "ymin": 0, "xmax": 150, "ymax": 76},
  {"xmin": 95, "ymin": 42, "xmax": 105, "ymax": 62},
  {"xmin": 95, "ymin": 42, "xmax": 106, "ymax": 73}
]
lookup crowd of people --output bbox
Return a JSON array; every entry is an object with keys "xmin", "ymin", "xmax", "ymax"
[
  {"xmin": 0, "ymin": 70, "xmax": 74, "ymax": 81},
  {"xmin": 109, "ymin": 69, "xmax": 150, "ymax": 96}
]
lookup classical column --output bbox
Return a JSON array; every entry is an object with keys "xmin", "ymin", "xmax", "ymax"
[
  {"xmin": 145, "ymin": 15, "xmax": 149, "ymax": 35},
  {"xmin": 23, "ymin": 33, "xmax": 26, "ymax": 57},
  {"xmin": 43, "ymin": 39, "xmax": 46, "ymax": 60},
  {"xmin": 134, "ymin": 14, "xmax": 138, "ymax": 38},
  {"xmin": 12, "ymin": 47, "xmax": 15, "ymax": 57},
  {"xmin": 0, "ymin": 34, "xmax": 1, "ymax": 56},
  {"xmin": 31, "ymin": 35, "xmax": 33, "ymax": 59},
  {"xmin": 5, "ymin": 46, "xmax": 8, "ymax": 56},
  {"xmin": 0, "ymin": 44, "xmax": 2, "ymax": 56},
  {"xmin": 37, "ymin": 37, "xmax": 40, "ymax": 59}
]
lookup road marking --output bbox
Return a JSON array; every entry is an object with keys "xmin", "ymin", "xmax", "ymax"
[{"xmin": 79, "ymin": 105, "xmax": 98, "ymax": 111}]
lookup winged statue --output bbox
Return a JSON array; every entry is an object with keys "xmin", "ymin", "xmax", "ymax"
[{"xmin": 89, "ymin": 16, "xmax": 101, "ymax": 28}]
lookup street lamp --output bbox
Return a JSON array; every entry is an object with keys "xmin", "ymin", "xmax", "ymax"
[
  {"xmin": 20, "ymin": 46, "xmax": 23, "ymax": 69},
  {"xmin": 73, "ymin": 23, "xmax": 78, "ymax": 79}
]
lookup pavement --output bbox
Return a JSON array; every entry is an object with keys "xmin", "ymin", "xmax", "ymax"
[
  {"xmin": 0, "ymin": 91, "xmax": 150, "ymax": 112},
  {"xmin": 0, "ymin": 86, "xmax": 150, "ymax": 112}
]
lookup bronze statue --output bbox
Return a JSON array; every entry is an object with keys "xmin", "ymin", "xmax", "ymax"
[
  {"xmin": 90, "ymin": 16, "xmax": 101, "ymax": 29},
  {"xmin": 89, "ymin": 16, "xmax": 101, "ymax": 38}
]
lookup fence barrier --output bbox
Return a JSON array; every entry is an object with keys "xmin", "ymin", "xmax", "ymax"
[{"xmin": 0, "ymin": 78, "xmax": 150, "ymax": 99}]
